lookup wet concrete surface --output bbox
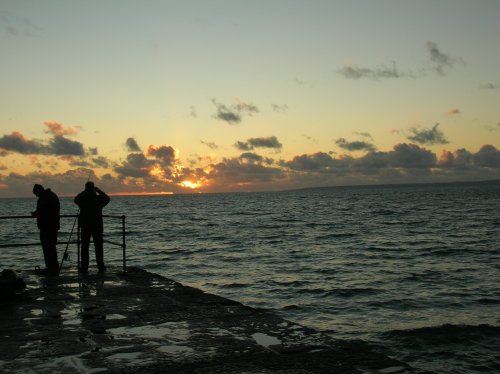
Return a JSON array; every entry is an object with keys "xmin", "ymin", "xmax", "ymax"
[{"xmin": 0, "ymin": 267, "xmax": 430, "ymax": 373}]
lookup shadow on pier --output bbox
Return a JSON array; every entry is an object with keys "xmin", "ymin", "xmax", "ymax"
[{"xmin": 0, "ymin": 267, "xmax": 430, "ymax": 373}]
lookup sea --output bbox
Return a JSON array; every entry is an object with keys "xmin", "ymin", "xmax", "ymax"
[{"xmin": 1, "ymin": 182, "xmax": 499, "ymax": 373}]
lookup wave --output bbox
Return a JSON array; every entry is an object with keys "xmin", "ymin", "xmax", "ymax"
[
  {"xmin": 378, "ymin": 324, "xmax": 500, "ymax": 373},
  {"xmin": 382, "ymin": 324, "xmax": 500, "ymax": 345}
]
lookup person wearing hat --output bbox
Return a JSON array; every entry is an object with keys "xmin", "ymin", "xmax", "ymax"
[
  {"xmin": 74, "ymin": 181, "xmax": 110, "ymax": 273},
  {"xmin": 32, "ymin": 184, "xmax": 60, "ymax": 276}
]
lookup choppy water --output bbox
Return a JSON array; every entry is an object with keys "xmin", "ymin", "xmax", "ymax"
[{"xmin": 1, "ymin": 182, "xmax": 499, "ymax": 373}]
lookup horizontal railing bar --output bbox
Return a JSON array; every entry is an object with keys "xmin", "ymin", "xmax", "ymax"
[
  {"xmin": 1, "ymin": 214, "xmax": 127, "ymax": 272},
  {"xmin": 1, "ymin": 215, "xmax": 125, "ymax": 219},
  {"xmin": 0, "ymin": 241, "xmax": 80, "ymax": 249},
  {"xmin": 0, "ymin": 215, "xmax": 79, "ymax": 219}
]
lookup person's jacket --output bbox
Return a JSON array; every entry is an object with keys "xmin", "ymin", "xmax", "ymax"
[
  {"xmin": 35, "ymin": 189, "xmax": 60, "ymax": 231},
  {"xmin": 74, "ymin": 190, "xmax": 110, "ymax": 230}
]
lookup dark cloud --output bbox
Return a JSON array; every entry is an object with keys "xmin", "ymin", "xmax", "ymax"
[
  {"xmin": 49, "ymin": 136, "xmax": 85, "ymax": 156},
  {"xmin": 235, "ymin": 136, "xmax": 283, "ymax": 151},
  {"xmin": 0, "ymin": 132, "xmax": 46, "ymax": 154},
  {"xmin": 284, "ymin": 152, "xmax": 344, "ymax": 172},
  {"xmin": 88, "ymin": 147, "xmax": 99, "ymax": 156},
  {"xmin": 239, "ymin": 152, "xmax": 264, "ymax": 163},
  {"xmin": 69, "ymin": 156, "xmax": 110, "ymax": 169},
  {"xmin": 213, "ymin": 100, "xmax": 241, "ymax": 124},
  {"xmin": 125, "ymin": 137, "xmax": 142, "ymax": 152},
  {"xmin": 355, "ymin": 143, "xmax": 437, "ymax": 171},
  {"xmin": 0, "ymin": 130, "xmax": 85, "ymax": 156},
  {"xmin": 2, "ymin": 142, "xmax": 500, "ymax": 197},
  {"xmin": 200, "ymin": 140, "xmax": 218, "ymax": 150},
  {"xmin": 339, "ymin": 42, "xmax": 460, "ymax": 81},
  {"xmin": 212, "ymin": 98, "xmax": 259, "ymax": 124},
  {"xmin": 387, "ymin": 143, "xmax": 437, "ymax": 168},
  {"xmin": 234, "ymin": 141, "xmax": 252, "ymax": 151},
  {"xmin": 338, "ymin": 62, "xmax": 414, "ymax": 80},
  {"xmin": 235, "ymin": 102, "xmax": 259, "ymax": 114},
  {"xmin": 114, "ymin": 153, "xmax": 154, "ymax": 178},
  {"xmin": 147, "ymin": 145, "xmax": 176, "ymax": 167},
  {"xmin": 407, "ymin": 123, "xmax": 448, "ymax": 145},
  {"xmin": 438, "ymin": 149, "xmax": 474, "ymax": 169},
  {"xmin": 207, "ymin": 157, "xmax": 284, "ymax": 187},
  {"xmin": 473, "ymin": 145, "xmax": 500, "ymax": 168},
  {"xmin": 336, "ymin": 138, "xmax": 376, "ymax": 152},
  {"xmin": 426, "ymin": 42, "xmax": 457, "ymax": 75}
]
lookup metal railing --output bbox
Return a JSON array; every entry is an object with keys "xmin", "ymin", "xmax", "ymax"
[{"xmin": 0, "ymin": 214, "xmax": 127, "ymax": 272}]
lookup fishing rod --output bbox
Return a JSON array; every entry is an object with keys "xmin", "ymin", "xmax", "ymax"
[{"xmin": 58, "ymin": 170, "xmax": 92, "ymax": 274}]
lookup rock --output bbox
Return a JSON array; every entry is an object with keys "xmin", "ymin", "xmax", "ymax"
[{"xmin": 0, "ymin": 269, "xmax": 27, "ymax": 302}]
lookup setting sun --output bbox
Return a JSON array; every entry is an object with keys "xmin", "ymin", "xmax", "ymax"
[{"xmin": 180, "ymin": 180, "xmax": 201, "ymax": 189}]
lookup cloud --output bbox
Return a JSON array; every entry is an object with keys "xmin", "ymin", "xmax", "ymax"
[
  {"xmin": 294, "ymin": 77, "xmax": 313, "ymax": 88},
  {"xmin": 2, "ymin": 142, "xmax": 500, "ymax": 197},
  {"xmin": 447, "ymin": 108, "xmax": 461, "ymax": 117},
  {"xmin": 0, "ymin": 132, "xmax": 46, "ymax": 154},
  {"xmin": 1, "ymin": 12, "xmax": 43, "ymax": 38},
  {"xmin": 438, "ymin": 149, "xmax": 474, "ymax": 169},
  {"xmin": 426, "ymin": 41, "xmax": 458, "ymax": 75},
  {"xmin": 271, "ymin": 104, "xmax": 288, "ymax": 113},
  {"xmin": 235, "ymin": 136, "xmax": 283, "ymax": 151},
  {"xmin": 338, "ymin": 62, "xmax": 413, "ymax": 80},
  {"xmin": 147, "ymin": 145, "xmax": 176, "ymax": 168},
  {"xmin": 69, "ymin": 155, "xmax": 110, "ymax": 169},
  {"xmin": 335, "ymin": 138, "xmax": 376, "ymax": 152},
  {"xmin": 114, "ymin": 152, "xmax": 154, "ymax": 178},
  {"xmin": 212, "ymin": 98, "xmax": 259, "ymax": 124},
  {"xmin": 339, "ymin": 42, "xmax": 460, "ymax": 80},
  {"xmin": 125, "ymin": 137, "xmax": 142, "ymax": 152},
  {"xmin": 0, "ymin": 126, "xmax": 85, "ymax": 156},
  {"xmin": 353, "ymin": 132, "xmax": 373, "ymax": 140},
  {"xmin": 386, "ymin": 143, "xmax": 437, "ymax": 168},
  {"xmin": 284, "ymin": 152, "xmax": 347, "ymax": 172},
  {"xmin": 407, "ymin": 123, "xmax": 448, "ymax": 145},
  {"xmin": 43, "ymin": 121, "xmax": 79, "ymax": 136},
  {"xmin": 49, "ymin": 136, "xmax": 85, "ymax": 156},
  {"xmin": 481, "ymin": 81, "xmax": 500, "ymax": 90},
  {"xmin": 189, "ymin": 105, "xmax": 197, "ymax": 118},
  {"xmin": 302, "ymin": 134, "xmax": 318, "ymax": 144},
  {"xmin": 473, "ymin": 145, "xmax": 500, "ymax": 168},
  {"xmin": 239, "ymin": 152, "xmax": 264, "ymax": 163},
  {"xmin": 206, "ymin": 157, "xmax": 284, "ymax": 189},
  {"xmin": 200, "ymin": 140, "xmax": 218, "ymax": 150}
]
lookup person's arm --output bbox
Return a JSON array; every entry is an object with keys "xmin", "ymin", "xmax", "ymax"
[
  {"xmin": 74, "ymin": 193, "xmax": 82, "ymax": 207},
  {"xmin": 95, "ymin": 187, "xmax": 110, "ymax": 207}
]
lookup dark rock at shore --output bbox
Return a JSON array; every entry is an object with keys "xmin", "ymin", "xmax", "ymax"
[
  {"xmin": 0, "ymin": 267, "xmax": 431, "ymax": 373},
  {"xmin": 0, "ymin": 269, "xmax": 26, "ymax": 302}
]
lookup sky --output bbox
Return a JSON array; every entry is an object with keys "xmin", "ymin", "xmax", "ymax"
[{"xmin": 1, "ymin": 0, "xmax": 499, "ymax": 197}]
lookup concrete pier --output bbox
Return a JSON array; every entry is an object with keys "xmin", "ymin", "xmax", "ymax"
[{"xmin": 0, "ymin": 267, "xmax": 428, "ymax": 373}]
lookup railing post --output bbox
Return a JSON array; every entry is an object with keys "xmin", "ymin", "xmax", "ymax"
[
  {"xmin": 77, "ymin": 214, "xmax": 80, "ymax": 271},
  {"xmin": 121, "ymin": 215, "xmax": 126, "ymax": 272}
]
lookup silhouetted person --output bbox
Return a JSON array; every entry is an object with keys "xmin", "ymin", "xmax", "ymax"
[
  {"xmin": 74, "ymin": 182, "xmax": 110, "ymax": 273},
  {"xmin": 32, "ymin": 184, "xmax": 60, "ymax": 276}
]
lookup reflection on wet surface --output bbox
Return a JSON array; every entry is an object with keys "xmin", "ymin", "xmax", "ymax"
[{"xmin": 0, "ymin": 267, "xmax": 418, "ymax": 373}]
